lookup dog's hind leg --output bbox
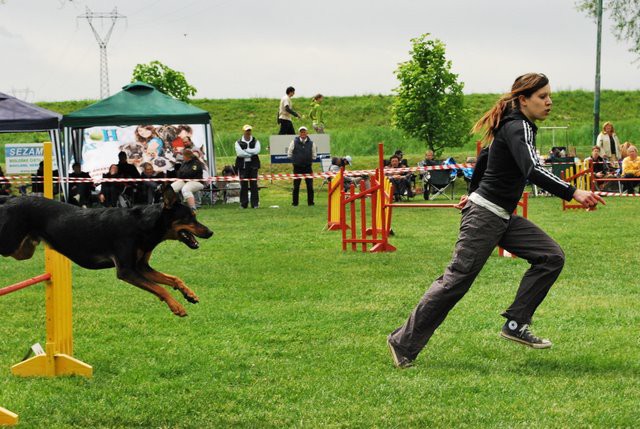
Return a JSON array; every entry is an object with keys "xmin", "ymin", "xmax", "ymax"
[
  {"xmin": 116, "ymin": 266, "xmax": 188, "ymax": 317},
  {"xmin": 137, "ymin": 253, "xmax": 199, "ymax": 304},
  {"xmin": 9, "ymin": 235, "xmax": 40, "ymax": 261}
]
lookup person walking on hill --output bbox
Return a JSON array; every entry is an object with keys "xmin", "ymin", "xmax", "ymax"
[
  {"xmin": 235, "ymin": 124, "xmax": 261, "ymax": 208},
  {"xmin": 310, "ymin": 94, "xmax": 325, "ymax": 133},
  {"xmin": 287, "ymin": 126, "xmax": 316, "ymax": 206},
  {"xmin": 278, "ymin": 86, "xmax": 301, "ymax": 135},
  {"xmin": 387, "ymin": 73, "xmax": 605, "ymax": 369}
]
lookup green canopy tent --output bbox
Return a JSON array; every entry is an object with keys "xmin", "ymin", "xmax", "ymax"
[{"xmin": 60, "ymin": 82, "xmax": 215, "ymax": 194}]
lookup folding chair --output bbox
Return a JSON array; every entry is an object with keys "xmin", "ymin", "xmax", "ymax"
[{"xmin": 426, "ymin": 169, "xmax": 455, "ymax": 200}]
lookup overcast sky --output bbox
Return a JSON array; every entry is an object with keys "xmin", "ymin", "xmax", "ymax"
[{"xmin": 1, "ymin": 0, "xmax": 638, "ymax": 102}]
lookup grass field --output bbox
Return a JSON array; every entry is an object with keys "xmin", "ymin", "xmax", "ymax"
[{"xmin": 1, "ymin": 184, "xmax": 639, "ymax": 428}]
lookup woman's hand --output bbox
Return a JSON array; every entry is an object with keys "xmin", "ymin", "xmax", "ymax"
[
  {"xmin": 573, "ymin": 189, "xmax": 606, "ymax": 210},
  {"xmin": 454, "ymin": 195, "xmax": 469, "ymax": 210}
]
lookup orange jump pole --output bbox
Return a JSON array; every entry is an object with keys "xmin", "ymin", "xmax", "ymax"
[
  {"xmin": 0, "ymin": 406, "xmax": 18, "ymax": 426},
  {"xmin": 9, "ymin": 142, "xmax": 92, "ymax": 378}
]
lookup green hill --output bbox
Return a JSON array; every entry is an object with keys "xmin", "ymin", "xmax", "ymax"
[{"xmin": 2, "ymin": 90, "xmax": 640, "ymax": 165}]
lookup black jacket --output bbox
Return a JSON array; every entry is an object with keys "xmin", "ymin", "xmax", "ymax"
[
  {"xmin": 474, "ymin": 110, "xmax": 575, "ymax": 213},
  {"xmin": 177, "ymin": 158, "xmax": 204, "ymax": 180}
]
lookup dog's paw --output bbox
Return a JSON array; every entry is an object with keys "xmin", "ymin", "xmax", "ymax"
[
  {"xmin": 168, "ymin": 302, "xmax": 188, "ymax": 317},
  {"xmin": 185, "ymin": 294, "xmax": 199, "ymax": 304}
]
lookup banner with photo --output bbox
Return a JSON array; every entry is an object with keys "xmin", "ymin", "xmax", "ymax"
[{"xmin": 79, "ymin": 124, "xmax": 208, "ymax": 179}]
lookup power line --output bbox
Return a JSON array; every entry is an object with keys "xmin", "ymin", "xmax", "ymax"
[{"xmin": 77, "ymin": 6, "xmax": 127, "ymax": 99}]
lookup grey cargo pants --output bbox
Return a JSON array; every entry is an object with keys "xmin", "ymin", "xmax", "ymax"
[{"xmin": 389, "ymin": 201, "xmax": 565, "ymax": 361}]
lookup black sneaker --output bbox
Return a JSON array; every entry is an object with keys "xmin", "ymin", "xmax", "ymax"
[
  {"xmin": 387, "ymin": 336, "xmax": 414, "ymax": 369},
  {"xmin": 500, "ymin": 320, "xmax": 552, "ymax": 349}
]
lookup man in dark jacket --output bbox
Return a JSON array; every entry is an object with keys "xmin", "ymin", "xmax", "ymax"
[
  {"xmin": 68, "ymin": 162, "xmax": 94, "ymax": 207},
  {"xmin": 287, "ymin": 126, "xmax": 317, "ymax": 206},
  {"xmin": 171, "ymin": 149, "xmax": 204, "ymax": 210},
  {"xmin": 235, "ymin": 124, "xmax": 261, "ymax": 209}
]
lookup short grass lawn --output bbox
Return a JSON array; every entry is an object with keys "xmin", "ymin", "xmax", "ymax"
[{"xmin": 1, "ymin": 185, "xmax": 639, "ymax": 428}]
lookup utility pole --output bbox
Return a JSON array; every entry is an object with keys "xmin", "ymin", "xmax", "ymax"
[
  {"xmin": 11, "ymin": 87, "xmax": 35, "ymax": 102},
  {"xmin": 593, "ymin": 0, "xmax": 603, "ymax": 144},
  {"xmin": 78, "ymin": 7, "xmax": 126, "ymax": 99}
]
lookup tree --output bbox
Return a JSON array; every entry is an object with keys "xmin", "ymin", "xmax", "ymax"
[
  {"xmin": 131, "ymin": 61, "xmax": 197, "ymax": 102},
  {"xmin": 392, "ymin": 34, "xmax": 471, "ymax": 155},
  {"xmin": 577, "ymin": 0, "xmax": 640, "ymax": 59}
]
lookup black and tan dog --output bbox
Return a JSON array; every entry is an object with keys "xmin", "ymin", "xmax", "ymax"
[{"xmin": 0, "ymin": 186, "xmax": 212, "ymax": 317}]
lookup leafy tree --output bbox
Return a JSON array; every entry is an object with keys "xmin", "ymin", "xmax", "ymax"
[
  {"xmin": 577, "ymin": 0, "xmax": 640, "ymax": 59},
  {"xmin": 131, "ymin": 61, "xmax": 197, "ymax": 102},
  {"xmin": 392, "ymin": 34, "xmax": 471, "ymax": 155}
]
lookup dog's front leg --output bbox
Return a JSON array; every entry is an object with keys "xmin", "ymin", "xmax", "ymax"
[
  {"xmin": 138, "ymin": 253, "xmax": 199, "ymax": 304},
  {"xmin": 140, "ymin": 268, "xmax": 199, "ymax": 304},
  {"xmin": 116, "ymin": 266, "xmax": 188, "ymax": 317}
]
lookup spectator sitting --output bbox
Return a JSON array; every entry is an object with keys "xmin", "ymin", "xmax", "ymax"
[
  {"xmin": 329, "ymin": 155, "xmax": 368, "ymax": 191},
  {"xmin": 140, "ymin": 162, "xmax": 165, "ymax": 205},
  {"xmin": 171, "ymin": 149, "xmax": 204, "ymax": 210},
  {"xmin": 621, "ymin": 144, "xmax": 640, "ymax": 194},
  {"xmin": 31, "ymin": 161, "xmax": 59, "ymax": 197},
  {"xmin": 221, "ymin": 164, "xmax": 240, "ymax": 204},
  {"xmin": 418, "ymin": 149, "xmax": 439, "ymax": 199},
  {"xmin": 0, "ymin": 166, "xmax": 11, "ymax": 196},
  {"xmin": 385, "ymin": 155, "xmax": 414, "ymax": 201},
  {"xmin": 394, "ymin": 150, "xmax": 409, "ymax": 167},
  {"xmin": 98, "ymin": 164, "xmax": 122, "ymax": 207},
  {"xmin": 585, "ymin": 146, "xmax": 607, "ymax": 191},
  {"xmin": 116, "ymin": 151, "xmax": 141, "ymax": 203},
  {"xmin": 68, "ymin": 162, "xmax": 94, "ymax": 207}
]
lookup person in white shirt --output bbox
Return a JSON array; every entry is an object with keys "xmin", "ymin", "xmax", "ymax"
[
  {"xmin": 278, "ymin": 86, "xmax": 301, "ymax": 135},
  {"xmin": 595, "ymin": 121, "xmax": 621, "ymax": 160},
  {"xmin": 234, "ymin": 124, "xmax": 261, "ymax": 209}
]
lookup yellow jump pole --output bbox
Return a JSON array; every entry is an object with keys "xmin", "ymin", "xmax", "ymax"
[
  {"xmin": 11, "ymin": 142, "xmax": 92, "ymax": 378},
  {"xmin": 0, "ymin": 406, "xmax": 18, "ymax": 426}
]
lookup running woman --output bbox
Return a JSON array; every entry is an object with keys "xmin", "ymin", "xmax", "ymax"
[{"xmin": 387, "ymin": 73, "xmax": 604, "ymax": 368}]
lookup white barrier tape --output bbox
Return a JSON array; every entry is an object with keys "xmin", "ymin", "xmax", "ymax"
[
  {"xmin": 1, "ymin": 163, "xmax": 477, "ymax": 185},
  {"xmin": 594, "ymin": 191, "xmax": 640, "ymax": 197}
]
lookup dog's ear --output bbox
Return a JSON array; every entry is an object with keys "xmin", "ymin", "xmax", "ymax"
[{"xmin": 162, "ymin": 184, "xmax": 178, "ymax": 209}]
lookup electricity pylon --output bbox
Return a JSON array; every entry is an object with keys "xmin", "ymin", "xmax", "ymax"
[{"xmin": 78, "ymin": 7, "xmax": 126, "ymax": 99}]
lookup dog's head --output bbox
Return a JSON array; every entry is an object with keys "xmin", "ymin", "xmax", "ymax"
[
  {"xmin": 161, "ymin": 185, "xmax": 213, "ymax": 249},
  {"xmin": 156, "ymin": 125, "xmax": 178, "ymax": 144}
]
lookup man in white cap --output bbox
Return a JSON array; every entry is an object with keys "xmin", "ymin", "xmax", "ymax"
[
  {"xmin": 235, "ymin": 124, "xmax": 261, "ymax": 208},
  {"xmin": 287, "ymin": 126, "xmax": 317, "ymax": 206}
]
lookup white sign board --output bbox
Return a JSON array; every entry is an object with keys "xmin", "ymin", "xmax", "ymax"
[
  {"xmin": 4, "ymin": 143, "xmax": 58, "ymax": 174},
  {"xmin": 269, "ymin": 134, "xmax": 331, "ymax": 164}
]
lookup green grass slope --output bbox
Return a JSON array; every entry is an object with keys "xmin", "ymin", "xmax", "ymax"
[{"xmin": 2, "ymin": 90, "xmax": 640, "ymax": 167}]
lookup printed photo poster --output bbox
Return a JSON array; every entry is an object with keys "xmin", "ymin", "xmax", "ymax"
[{"xmin": 79, "ymin": 124, "xmax": 208, "ymax": 179}]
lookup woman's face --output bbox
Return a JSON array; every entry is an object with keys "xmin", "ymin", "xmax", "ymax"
[
  {"xmin": 629, "ymin": 147, "xmax": 638, "ymax": 159},
  {"xmin": 109, "ymin": 165, "xmax": 118, "ymax": 174},
  {"xmin": 519, "ymin": 84, "xmax": 552, "ymax": 122},
  {"xmin": 604, "ymin": 124, "xmax": 613, "ymax": 134},
  {"xmin": 137, "ymin": 127, "xmax": 153, "ymax": 139}
]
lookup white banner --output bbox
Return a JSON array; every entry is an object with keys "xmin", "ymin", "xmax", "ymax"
[
  {"xmin": 79, "ymin": 124, "xmax": 208, "ymax": 179},
  {"xmin": 4, "ymin": 143, "xmax": 58, "ymax": 174},
  {"xmin": 269, "ymin": 134, "xmax": 331, "ymax": 164}
]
